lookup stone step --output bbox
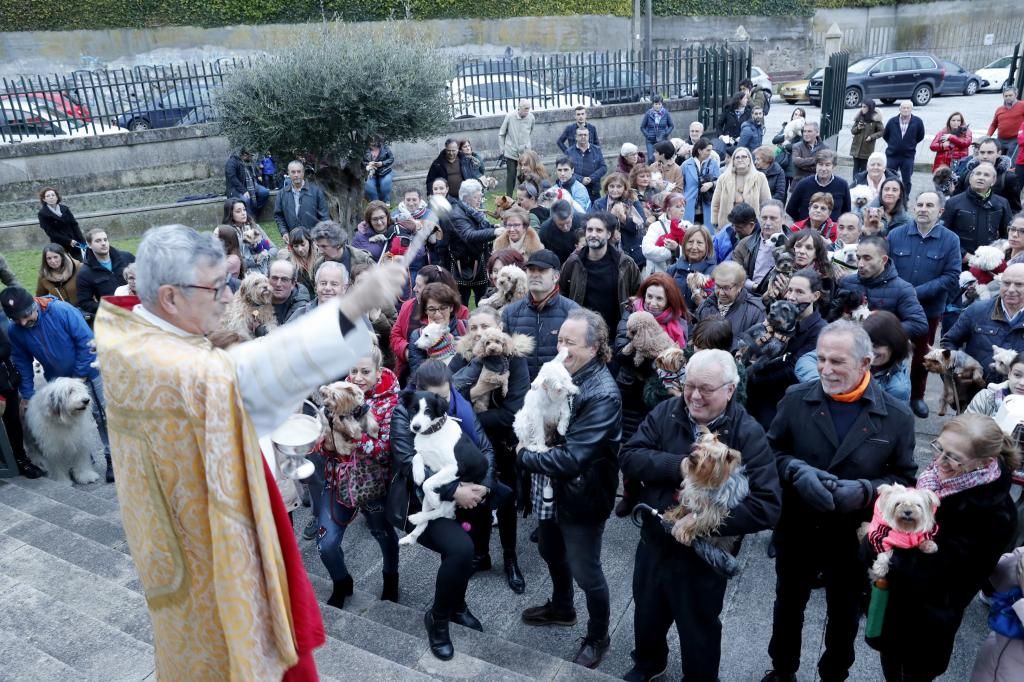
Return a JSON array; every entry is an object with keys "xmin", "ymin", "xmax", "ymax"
[
  {"xmin": 0, "ymin": 540, "xmax": 152, "ymax": 644},
  {"xmin": 0, "ymin": 574, "xmax": 153, "ymax": 679},
  {"xmin": 0, "ymin": 625, "xmax": 90, "ymax": 682},
  {"xmin": 314, "ymin": 634, "xmax": 434, "ymax": 682},
  {"xmin": 3, "ymin": 475, "xmax": 122, "ymax": 524},
  {"xmin": 0, "ymin": 480, "xmax": 126, "ymax": 549}
]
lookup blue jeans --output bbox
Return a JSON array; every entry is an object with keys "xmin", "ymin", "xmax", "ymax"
[
  {"xmin": 244, "ymin": 184, "xmax": 270, "ymax": 217},
  {"xmin": 317, "ymin": 489, "xmax": 399, "ymax": 581},
  {"xmin": 84, "ymin": 375, "xmax": 109, "ymax": 456},
  {"xmin": 364, "ymin": 173, "xmax": 393, "ymax": 204},
  {"xmin": 538, "ymin": 518, "xmax": 610, "ymax": 640}
]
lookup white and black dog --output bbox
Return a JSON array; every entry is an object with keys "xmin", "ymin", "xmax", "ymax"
[{"xmin": 399, "ymin": 390, "xmax": 488, "ymax": 545}]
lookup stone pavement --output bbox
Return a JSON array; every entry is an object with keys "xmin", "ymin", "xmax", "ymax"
[{"xmin": 0, "ymin": 374, "xmax": 998, "ymax": 681}]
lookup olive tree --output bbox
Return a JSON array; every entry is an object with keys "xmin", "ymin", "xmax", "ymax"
[{"xmin": 214, "ymin": 25, "xmax": 453, "ymax": 231}]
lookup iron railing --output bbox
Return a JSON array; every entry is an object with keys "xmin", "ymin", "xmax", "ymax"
[
  {"xmin": 696, "ymin": 45, "xmax": 752, "ymax": 134},
  {"xmin": 820, "ymin": 52, "xmax": 850, "ymax": 144}
]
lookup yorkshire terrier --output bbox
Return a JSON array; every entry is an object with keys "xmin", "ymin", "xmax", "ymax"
[
  {"xmin": 319, "ymin": 380, "xmax": 378, "ymax": 455},
  {"xmin": 922, "ymin": 348, "xmax": 985, "ymax": 416},
  {"xmin": 861, "ymin": 483, "xmax": 939, "ymax": 580}
]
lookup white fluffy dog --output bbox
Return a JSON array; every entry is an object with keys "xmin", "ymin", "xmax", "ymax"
[
  {"xmin": 862, "ymin": 483, "xmax": 939, "ymax": 580},
  {"xmin": 24, "ymin": 378, "xmax": 102, "ymax": 484},
  {"xmin": 513, "ymin": 349, "xmax": 579, "ymax": 452},
  {"xmin": 415, "ymin": 322, "xmax": 457, "ymax": 364}
]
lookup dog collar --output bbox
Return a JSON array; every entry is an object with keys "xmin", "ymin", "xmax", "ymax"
[{"xmin": 421, "ymin": 414, "xmax": 448, "ymax": 435}]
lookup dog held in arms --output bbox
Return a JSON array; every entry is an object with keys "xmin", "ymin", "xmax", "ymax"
[
  {"xmin": 513, "ymin": 349, "xmax": 579, "ymax": 452},
  {"xmin": 860, "ymin": 483, "xmax": 939, "ymax": 580},
  {"xmin": 736, "ymin": 300, "xmax": 800, "ymax": 373},
  {"xmin": 622, "ymin": 311, "xmax": 677, "ymax": 367},
  {"xmin": 467, "ymin": 328, "xmax": 535, "ymax": 412},
  {"xmin": 922, "ymin": 348, "xmax": 985, "ymax": 415},
  {"xmin": 24, "ymin": 378, "xmax": 103, "ymax": 484},
  {"xmin": 319, "ymin": 380, "xmax": 378, "ymax": 455},
  {"xmin": 399, "ymin": 390, "xmax": 489, "ymax": 545},
  {"xmin": 478, "ymin": 265, "xmax": 528, "ymax": 311}
]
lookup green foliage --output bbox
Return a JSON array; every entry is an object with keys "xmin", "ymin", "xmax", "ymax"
[
  {"xmin": 213, "ymin": 25, "xmax": 453, "ymax": 168},
  {"xmin": 0, "ymin": 0, "xmax": 825, "ymax": 31},
  {"xmin": 811, "ymin": 0, "xmax": 926, "ymax": 7}
]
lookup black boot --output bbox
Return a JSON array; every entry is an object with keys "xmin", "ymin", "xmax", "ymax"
[
  {"xmin": 424, "ymin": 610, "xmax": 454, "ymax": 660},
  {"xmin": 14, "ymin": 454, "xmax": 43, "ymax": 480},
  {"xmin": 105, "ymin": 453, "xmax": 115, "ymax": 483},
  {"xmin": 503, "ymin": 553, "xmax": 525, "ymax": 594},
  {"xmin": 380, "ymin": 572, "xmax": 399, "ymax": 602},
  {"xmin": 327, "ymin": 575, "xmax": 353, "ymax": 609}
]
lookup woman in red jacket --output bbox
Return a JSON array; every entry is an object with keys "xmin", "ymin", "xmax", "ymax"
[
  {"xmin": 929, "ymin": 111, "xmax": 973, "ymax": 172},
  {"xmin": 389, "ymin": 264, "xmax": 469, "ymax": 381}
]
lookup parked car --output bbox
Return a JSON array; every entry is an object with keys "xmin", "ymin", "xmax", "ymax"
[
  {"xmin": 977, "ymin": 55, "xmax": 1014, "ymax": 91},
  {"xmin": 448, "ymin": 75, "xmax": 599, "ymax": 119},
  {"xmin": 751, "ymin": 66, "xmax": 774, "ymax": 95},
  {"xmin": 115, "ymin": 83, "xmax": 220, "ymax": 131},
  {"xmin": 0, "ymin": 91, "xmax": 91, "ymax": 122},
  {"xmin": 936, "ymin": 60, "xmax": 982, "ymax": 96},
  {"xmin": 779, "ymin": 68, "xmax": 823, "ymax": 104},
  {"xmin": 807, "ymin": 52, "xmax": 945, "ymax": 108},
  {"xmin": 0, "ymin": 103, "xmax": 122, "ymax": 144},
  {"xmin": 559, "ymin": 66, "xmax": 654, "ymax": 104}
]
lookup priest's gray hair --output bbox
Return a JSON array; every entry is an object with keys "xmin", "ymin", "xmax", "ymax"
[
  {"xmin": 135, "ymin": 224, "xmax": 225, "ymax": 306},
  {"xmin": 687, "ymin": 349, "xmax": 739, "ymax": 387}
]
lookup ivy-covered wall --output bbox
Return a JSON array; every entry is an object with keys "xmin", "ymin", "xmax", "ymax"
[{"xmin": 0, "ymin": 0, "xmax": 822, "ymax": 32}]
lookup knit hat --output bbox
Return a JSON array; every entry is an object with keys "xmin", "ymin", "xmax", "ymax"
[
  {"xmin": 620, "ymin": 142, "xmax": 639, "ymax": 157},
  {"xmin": 1, "ymin": 287, "xmax": 35, "ymax": 320}
]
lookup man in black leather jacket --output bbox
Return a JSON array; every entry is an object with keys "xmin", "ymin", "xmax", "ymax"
[
  {"xmin": 517, "ymin": 309, "xmax": 621, "ymax": 670},
  {"xmin": 620, "ymin": 349, "xmax": 782, "ymax": 682}
]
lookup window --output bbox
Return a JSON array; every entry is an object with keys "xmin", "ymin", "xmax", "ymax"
[
  {"xmin": 893, "ymin": 57, "xmax": 917, "ymax": 72},
  {"xmin": 848, "ymin": 57, "xmax": 878, "ymax": 74},
  {"xmin": 987, "ymin": 57, "xmax": 1012, "ymax": 69},
  {"xmin": 913, "ymin": 57, "xmax": 936, "ymax": 70}
]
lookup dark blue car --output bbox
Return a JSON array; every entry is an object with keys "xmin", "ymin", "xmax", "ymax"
[
  {"xmin": 936, "ymin": 60, "xmax": 982, "ymax": 96},
  {"xmin": 116, "ymin": 84, "xmax": 219, "ymax": 131}
]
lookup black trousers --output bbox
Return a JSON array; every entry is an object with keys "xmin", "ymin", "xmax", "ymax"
[
  {"xmin": 632, "ymin": 534, "xmax": 729, "ymax": 682},
  {"xmin": 879, "ymin": 652, "xmax": 938, "ymax": 682},
  {"xmin": 538, "ymin": 518, "xmax": 610, "ymax": 640},
  {"xmin": 768, "ymin": 521, "xmax": 864, "ymax": 681},
  {"xmin": 1, "ymin": 388, "xmax": 26, "ymax": 462},
  {"xmin": 852, "ymin": 157, "xmax": 868, "ymax": 177},
  {"xmin": 473, "ymin": 439, "xmax": 518, "ymax": 555},
  {"xmin": 417, "ymin": 513, "xmax": 476, "ymax": 620},
  {"xmin": 458, "ymin": 282, "xmax": 489, "ymax": 308}
]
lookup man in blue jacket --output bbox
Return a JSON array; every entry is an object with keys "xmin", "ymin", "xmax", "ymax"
[
  {"xmin": 837, "ymin": 236, "xmax": 928, "ymax": 340},
  {"xmin": 2, "ymin": 287, "xmax": 113, "ymax": 482},
  {"xmin": 882, "ymin": 101, "xmax": 925, "ymax": 195},
  {"xmin": 640, "ymin": 96, "xmax": 674, "ymax": 164},
  {"xmin": 887, "ymin": 191, "xmax": 961, "ymax": 418},
  {"xmin": 942, "ymin": 263, "xmax": 1024, "ymax": 384},
  {"xmin": 556, "ymin": 106, "xmax": 600, "ymax": 153},
  {"xmin": 564, "ymin": 128, "xmax": 607, "ymax": 202}
]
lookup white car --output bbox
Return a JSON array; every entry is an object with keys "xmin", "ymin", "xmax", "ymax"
[
  {"xmin": 0, "ymin": 103, "xmax": 124, "ymax": 144},
  {"xmin": 448, "ymin": 75, "xmax": 600, "ymax": 119},
  {"xmin": 751, "ymin": 66, "xmax": 774, "ymax": 95},
  {"xmin": 977, "ymin": 56, "xmax": 1013, "ymax": 92}
]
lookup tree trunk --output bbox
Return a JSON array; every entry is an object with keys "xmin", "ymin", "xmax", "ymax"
[{"xmin": 311, "ymin": 160, "xmax": 364, "ymax": 242}]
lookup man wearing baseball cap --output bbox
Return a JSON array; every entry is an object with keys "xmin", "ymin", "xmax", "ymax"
[
  {"xmin": 501, "ymin": 249, "xmax": 580, "ymax": 380},
  {"xmin": 1, "ymin": 286, "xmax": 114, "ymax": 482}
]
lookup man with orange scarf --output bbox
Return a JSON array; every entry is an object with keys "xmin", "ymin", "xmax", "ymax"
[
  {"xmin": 94, "ymin": 224, "xmax": 406, "ymax": 681},
  {"xmin": 760, "ymin": 321, "xmax": 917, "ymax": 682}
]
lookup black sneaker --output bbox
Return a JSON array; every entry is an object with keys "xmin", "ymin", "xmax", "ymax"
[
  {"xmin": 573, "ymin": 635, "xmax": 610, "ymax": 669},
  {"xmin": 302, "ymin": 516, "xmax": 318, "ymax": 541},
  {"xmin": 760, "ymin": 671, "xmax": 797, "ymax": 682},
  {"xmin": 622, "ymin": 663, "xmax": 667, "ymax": 681},
  {"xmin": 521, "ymin": 600, "xmax": 577, "ymax": 627}
]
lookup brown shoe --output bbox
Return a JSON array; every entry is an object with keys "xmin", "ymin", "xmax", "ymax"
[
  {"xmin": 521, "ymin": 600, "xmax": 577, "ymax": 627},
  {"xmin": 572, "ymin": 635, "xmax": 610, "ymax": 669}
]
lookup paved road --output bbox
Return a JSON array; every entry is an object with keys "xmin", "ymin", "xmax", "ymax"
[{"xmin": 765, "ymin": 90, "xmax": 1008, "ymax": 169}]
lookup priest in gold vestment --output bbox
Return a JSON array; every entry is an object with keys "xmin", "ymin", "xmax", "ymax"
[{"xmin": 94, "ymin": 224, "xmax": 406, "ymax": 681}]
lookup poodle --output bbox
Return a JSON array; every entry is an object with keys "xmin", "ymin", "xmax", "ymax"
[
  {"xmin": 467, "ymin": 329, "xmax": 535, "ymax": 412},
  {"xmin": 478, "ymin": 265, "xmax": 528, "ymax": 311},
  {"xmin": 622, "ymin": 311, "xmax": 677, "ymax": 366},
  {"xmin": 221, "ymin": 272, "xmax": 276, "ymax": 340}
]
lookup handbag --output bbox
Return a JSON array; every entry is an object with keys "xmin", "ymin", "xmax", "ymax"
[{"xmin": 334, "ymin": 456, "xmax": 387, "ymax": 509}]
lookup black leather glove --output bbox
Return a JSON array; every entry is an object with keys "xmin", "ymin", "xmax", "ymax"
[
  {"xmin": 832, "ymin": 478, "xmax": 873, "ymax": 514},
  {"xmin": 787, "ymin": 460, "xmax": 837, "ymax": 513}
]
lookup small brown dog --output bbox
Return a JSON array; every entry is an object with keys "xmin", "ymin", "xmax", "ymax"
[
  {"xmin": 654, "ymin": 347, "xmax": 686, "ymax": 394},
  {"xmin": 622, "ymin": 311, "xmax": 677, "ymax": 366},
  {"xmin": 319, "ymin": 381, "xmax": 378, "ymax": 455},
  {"xmin": 663, "ymin": 431, "xmax": 748, "ymax": 547},
  {"xmin": 221, "ymin": 272, "xmax": 276, "ymax": 340},
  {"xmin": 487, "ymin": 195, "xmax": 515, "ymax": 220},
  {"xmin": 922, "ymin": 348, "xmax": 985, "ymax": 415},
  {"xmin": 468, "ymin": 328, "xmax": 534, "ymax": 411}
]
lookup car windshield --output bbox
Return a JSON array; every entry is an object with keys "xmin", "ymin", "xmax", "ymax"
[
  {"xmin": 986, "ymin": 57, "xmax": 1012, "ymax": 69},
  {"xmin": 847, "ymin": 58, "xmax": 877, "ymax": 74}
]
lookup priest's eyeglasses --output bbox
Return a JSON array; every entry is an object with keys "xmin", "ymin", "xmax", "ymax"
[{"xmin": 179, "ymin": 282, "xmax": 230, "ymax": 298}]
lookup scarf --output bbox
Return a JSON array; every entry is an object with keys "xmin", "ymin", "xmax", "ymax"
[
  {"xmin": 717, "ymin": 300, "xmax": 733, "ymax": 317},
  {"xmin": 425, "ymin": 332, "xmax": 456, "ymax": 360},
  {"xmin": 46, "ymin": 203, "xmax": 62, "ymax": 217},
  {"xmin": 916, "ymin": 457, "xmax": 1001, "ymax": 499},
  {"xmin": 43, "ymin": 258, "xmax": 74, "ymax": 284},
  {"xmin": 829, "ymin": 371, "xmax": 870, "ymax": 403},
  {"xmin": 529, "ymin": 285, "xmax": 560, "ymax": 312},
  {"xmin": 635, "ymin": 299, "xmax": 687, "ymax": 347}
]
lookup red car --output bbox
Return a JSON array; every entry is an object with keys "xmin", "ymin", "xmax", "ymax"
[{"xmin": 0, "ymin": 91, "xmax": 91, "ymax": 122}]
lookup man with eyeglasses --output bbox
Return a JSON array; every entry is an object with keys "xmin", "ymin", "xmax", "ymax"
[
  {"xmin": 943, "ymin": 262, "xmax": 1024, "ymax": 384},
  {"xmin": 762, "ymin": 320, "xmax": 916, "ymax": 682},
  {"xmin": 269, "ymin": 259, "xmax": 309, "ymax": 325},
  {"xmin": 695, "ymin": 261, "xmax": 766, "ymax": 349},
  {"xmin": 620, "ymin": 349, "xmax": 781, "ymax": 682},
  {"xmin": 92, "ymin": 224, "xmax": 406, "ymax": 680}
]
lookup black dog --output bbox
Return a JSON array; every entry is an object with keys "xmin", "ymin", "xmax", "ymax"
[
  {"xmin": 826, "ymin": 288, "xmax": 865, "ymax": 322},
  {"xmin": 736, "ymin": 300, "xmax": 800, "ymax": 373}
]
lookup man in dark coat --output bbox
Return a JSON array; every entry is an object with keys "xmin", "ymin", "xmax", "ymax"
[
  {"xmin": 76, "ymin": 228, "xmax": 135, "ymax": 320},
  {"xmin": 502, "ymin": 249, "xmax": 580, "ymax": 380},
  {"xmin": 786, "ymin": 150, "xmax": 851, "ymax": 223},
  {"xmin": 762, "ymin": 320, "xmax": 917, "ymax": 682},
  {"xmin": 881, "ymin": 101, "xmax": 926, "ymax": 195},
  {"xmin": 225, "ymin": 149, "xmax": 268, "ymax": 216},
  {"xmin": 564, "ymin": 128, "xmax": 607, "ymax": 202},
  {"xmin": 836, "ymin": 236, "xmax": 928, "ymax": 338},
  {"xmin": 273, "ymin": 160, "xmax": 330, "ymax": 241},
  {"xmin": 943, "ymin": 161, "xmax": 1014, "ymax": 258},
  {"xmin": 953, "ymin": 138, "xmax": 1020, "ymax": 211},
  {"xmin": 620, "ymin": 349, "xmax": 781, "ymax": 682},
  {"xmin": 538, "ymin": 200, "xmax": 583, "ymax": 265},
  {"xmin": 518, "ymin": 309, "xmax": 621, "ymax": 670},
  {"xmin": 942, "ymin": 263, "xmax": 1024, "ymax": 383},
  {"xmin": 269, "ymin": 259, "xmax": 310, "ymax": 325},
  {"xmin": 556, "ymin": 106, "xmax": 600, "ymax": 153}
]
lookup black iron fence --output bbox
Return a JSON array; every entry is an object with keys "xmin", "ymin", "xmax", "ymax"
[{"xmin": 0, "ymin": 47, "xmax": 746, "ymax": 143}]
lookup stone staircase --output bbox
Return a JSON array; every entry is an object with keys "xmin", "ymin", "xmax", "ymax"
[{"xmin": 0, "ymin": 414, "xmax": 992, "ymax": 682}]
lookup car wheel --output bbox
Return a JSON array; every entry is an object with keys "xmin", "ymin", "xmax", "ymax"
[
  {"xmin": 127, "ymin": 118, "xmax": 150, "ymax": 131},
  {"xmin": 880, "ymin": 98, "xmax": 896, "ymax": 105},
  {"xmin": 844, "ymin": 87, "xmax": 862, "ymax": 108},
  {"xmin": 784, "ymin": 99, "xmax": 798, "ymax": 105},
  {"xmin": 964, "ymin": 80, "xmax": 979, "ymax": 96},
  {"xmin": 913, "ymin": 84, "xmax": 933, "ymax": 106}
]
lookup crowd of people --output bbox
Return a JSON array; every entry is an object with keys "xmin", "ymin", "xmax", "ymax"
[{"xmin": 3, "ymin": 82, "xmax": 1024, "ymax": 682}]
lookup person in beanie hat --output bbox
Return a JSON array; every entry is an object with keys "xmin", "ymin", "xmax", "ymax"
[
  {"xmin": 617, "ymin": 142, "xmax": 647, "ymax": 175},
  {"xmin": 0, "ymin": 307, "xmax": 43, "ymax": 478},
  {"xmin": 2, "ymin": 286, "xmax": 115, "ymax": 482}
]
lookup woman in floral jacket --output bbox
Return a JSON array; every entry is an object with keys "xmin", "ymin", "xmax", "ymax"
[{"xmin": 315, "ymin": 344, "xmax": 401, "ymax": 610}]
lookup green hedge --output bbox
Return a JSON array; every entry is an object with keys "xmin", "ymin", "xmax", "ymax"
[{"xmin": 0, "ymin": 0, "xmax": 821, "ymax": 31}]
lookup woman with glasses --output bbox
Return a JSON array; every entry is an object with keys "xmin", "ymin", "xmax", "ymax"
[
  {"xmin": 389, "ymin": 265, "xmax": 468, "ymax": 381},
  {"xmin": 867, "ymin": 414, "xmax": 1017, "ymax": 681},
  {"xmin": 406, "ymin": 282, "xmax": 467, "ymax": 379},
  {"xmin": 1006, "ymin": 213, "xmax": 1024, "ymax": 265},
  {"xmin": 353, "ymin": 200, "xmax": 398, "ymax": 262},
  {"xmin": 491, "ymin": 206, "xmax": 543, "ymax": 259}
]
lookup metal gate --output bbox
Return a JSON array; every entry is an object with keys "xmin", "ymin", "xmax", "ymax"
[
  {"xmin": 820, "ymin": 51, "xmax": 850, "ymax": 145},
  {"xmin": 1009, "ymin": 42, "xmax": 1024, "ymax": 95},
  {"xmin": 697, "ymin": 45, "xmax": 752, "ymax": 134}
]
